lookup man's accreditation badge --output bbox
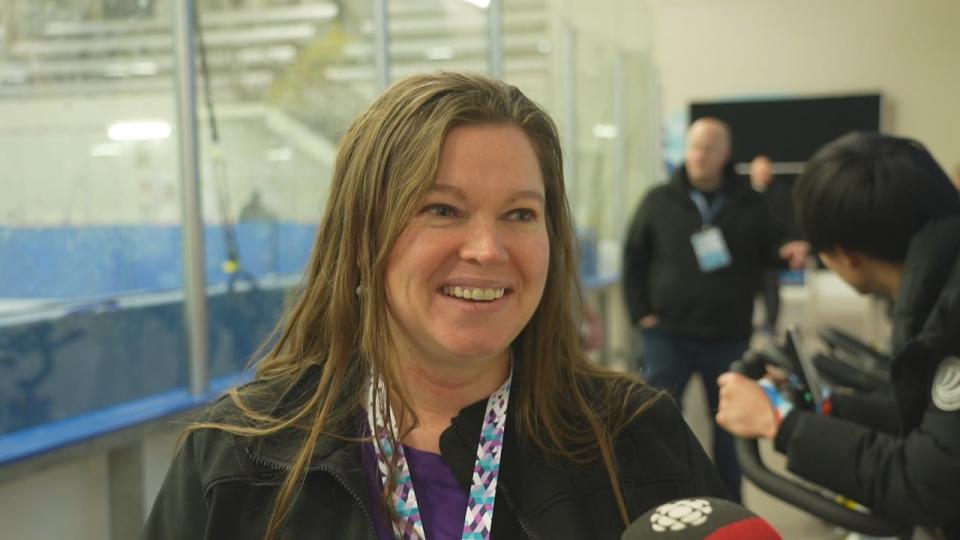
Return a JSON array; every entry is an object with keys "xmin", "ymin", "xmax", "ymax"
[{"xmin": 691, "ymin": 226, "xmax": 732, "ymax": 272}]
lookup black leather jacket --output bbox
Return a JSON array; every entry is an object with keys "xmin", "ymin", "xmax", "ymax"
[
  {"xmin": 143, "ymin": 373, "xmax": 728, "ymax": 539},
  {"xmin": 775, "ymin": 216, "xmax": 960, "ymax": 538}
]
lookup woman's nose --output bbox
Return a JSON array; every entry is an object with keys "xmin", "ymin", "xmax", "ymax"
[{"xmin": 459, "ymin": 219, "xmax": 509, "ymax": 266}]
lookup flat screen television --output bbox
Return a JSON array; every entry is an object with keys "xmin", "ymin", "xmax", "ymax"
[{"xmin": 690, "ymin": 94, "xmax": 882, "ymax": 164}]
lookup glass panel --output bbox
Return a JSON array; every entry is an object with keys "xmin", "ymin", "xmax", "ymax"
[
  {"xmin": 193, "ymin": 0, "xmax": 375, "ymax": 377},
  {"xmin": 572, "ymin": 32, "xmax": 616, "ymax": 237},
  {"xmin": 501, "ymin": 0, "xmax": 552, "ymax": 114},
  {"xmin": 622, "ymin": 51, "xmax": 659, "ymax": 217},
  {"xmin": 0, "ymin": 0, "xmax": 188, "ymax": 435},
  {"xmin": 387, "ymin": 0, "xmax": 490, "ymax": 83}
]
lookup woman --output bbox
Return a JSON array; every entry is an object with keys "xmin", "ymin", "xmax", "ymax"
[{"xmin": 144, "ymin": 72, "xmax": 727, "ymax": 540}]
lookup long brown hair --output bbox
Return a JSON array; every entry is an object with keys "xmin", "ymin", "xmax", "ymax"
[{"xmin": 189, "ymin": 72, "xmax": 660, "ymax": 539}]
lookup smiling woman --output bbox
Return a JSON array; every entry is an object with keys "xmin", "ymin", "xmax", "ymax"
[
  {"xmin": 385, "ymin": 125, "xmax": 549, "ymax": 389},
  {"xmin": 143, "ymin": 72, "xmax": 729, "ymax": 540}
]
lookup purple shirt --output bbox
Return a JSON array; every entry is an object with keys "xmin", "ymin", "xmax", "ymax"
[{"xmin": 363, "ymin": 441, "xmax": 469, "ymax": 540}]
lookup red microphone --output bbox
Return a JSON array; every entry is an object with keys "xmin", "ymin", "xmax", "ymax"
[{"xmin": 622, "ymin": 498, "xmax": 782, "ymax": 539}]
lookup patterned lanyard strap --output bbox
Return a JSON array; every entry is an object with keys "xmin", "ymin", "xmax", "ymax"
[{"xmin": 367, "ymin": 372, "xmax": 512, "ymax": 540}]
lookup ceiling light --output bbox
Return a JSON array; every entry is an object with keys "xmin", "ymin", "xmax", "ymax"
[
  {"xmin": 592, "ymin": 124, "xmax": 618, "ymax": 139},
  {"xmin": 426, "ymin": 46, "xmax": 455, "ymax": 61},
  {"xmin": 266, "ymin": 147, "xmax": 293, "ymax": 162},
  {"xmin": 91, "ymin": 142, "xmax": 124, "ymax": 157},
  {"xmin": 108, "ymin": 120, "xmax": 172, "ymax": 141}
]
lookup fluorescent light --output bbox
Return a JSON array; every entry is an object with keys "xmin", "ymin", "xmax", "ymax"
[
  {"xmin": 104, "ymin": 64, "xmax": 130, "ymax": 78},
  {"xmin": 108, "ymin": 120, "xmax": 172, "ymax": 141},
  {"xmin": 592, "ymin": 124, "xmax": 618, "ymax": 139},
  {"xmin": 463, "ymin": 0, "xmax": 490, "ymax": 8},
  {"xmin": 1, "ymin": 69, "xmax": 27, "ymax": 84},
  {"xmin": 426, "ymin": 46, "xmax": 455, "ymax": 61},
  {"xmin": 267, "ymin": 45, "xmax": 296, "ymax": 62},
  {"xmin": 91, "ymin": 142, "xmax": 124, "ymax": 157},
  {"xmin": 129, "ymin": 61, "xmax": 159, "ymax": 76},
  {"xmin": 266, "ymin": 147, "xmax": 293, "ymax": 162},
  {"xmin": 103, "ymin": 60, "xmax": 158, "ymax": 78}
]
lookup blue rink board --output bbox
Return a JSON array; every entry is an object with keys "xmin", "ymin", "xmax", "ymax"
[
  {"xmin": 0, "ymin": 285, "xmax": 290, "ymax": 441},
  {"xmin": 0, "ymin": 371, "xmax": 252, "ymax": 466},
  {"xmin": 0, "ymin": 222, "xmax": 315, "ymax": 298}
]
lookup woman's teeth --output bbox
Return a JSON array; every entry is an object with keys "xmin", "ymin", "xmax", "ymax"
[{"xmin": 441, "ymin": 286, "xmax": 506, "ymax": 301}]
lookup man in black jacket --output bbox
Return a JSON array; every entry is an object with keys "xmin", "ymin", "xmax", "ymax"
[
  {"xmin": 717, "ymin": 132, "xmax": 960, "ymax": 538},
  {"xmin": 623, "ymin": 118, "xmax": 808, "ymax": 502}
]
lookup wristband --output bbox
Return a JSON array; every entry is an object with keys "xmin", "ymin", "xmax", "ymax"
[
  {"xmin": 820, "ymin": 386, "xmax": 833, "ymax": 416},
  {"xmin": 759, "ymin": 379, "xmax": 795, "ymax": 425}
]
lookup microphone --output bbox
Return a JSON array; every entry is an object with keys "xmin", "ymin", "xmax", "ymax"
[{"xmin": 622, "ymin": 498, "xmax": 782, "ymax": 539}]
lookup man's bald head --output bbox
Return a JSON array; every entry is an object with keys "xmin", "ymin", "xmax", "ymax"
[{"xmin": 685, "ymin": 118, "xmax": 732, "ymax": 191}]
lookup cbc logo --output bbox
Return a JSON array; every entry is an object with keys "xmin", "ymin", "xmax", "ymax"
[
  {"xmin": 932, "ymin": 357, "xmax": 960, "ymax": 412},
  {"xmin": 649, "ymin": 498, "xmax": 713, "ymax": 532}
]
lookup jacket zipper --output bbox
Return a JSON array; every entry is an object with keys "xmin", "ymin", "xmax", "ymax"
[
  {"xmin": 244, "ymin": 446, "xmax": 378, "ymax": 540},
  {"xmin": 498, "ymin": 482, "xmax": 538, "ymax": 540}
]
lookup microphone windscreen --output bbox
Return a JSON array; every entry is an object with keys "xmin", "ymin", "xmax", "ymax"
[{"xmin": 622, "ymin": 497, "xmax": 782, "ymax": 540}]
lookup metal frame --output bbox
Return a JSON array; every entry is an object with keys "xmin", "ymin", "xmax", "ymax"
[
  {"xmin": 373, "ymin": 0, "xmax": 391, "ymax": 92},
  {"xmin": 612, "ymin": 50, "xmax": 626, "ymax": 238},
  {"xmin": 488, "ymin": 0, "xmax": 503, "ymax": 79},
  {"xmin": 562, "ymin": 24, "xmax": 578, "ymax": 208},
  {"xmin": 173, "ymin": 0, "xmax": 209, "ymax": 397}
]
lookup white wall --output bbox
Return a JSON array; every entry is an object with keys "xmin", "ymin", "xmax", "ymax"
[
  {"xmin": 0, "ymin": 427, "xmax": 180, "ymax": 540},
  {"xmin": 651, "ymin": 0, "xmax": 960, "ymax": 170},
  {"xmin": 0, "ymin": 454, "xmax": 109, "ymax": 540}
]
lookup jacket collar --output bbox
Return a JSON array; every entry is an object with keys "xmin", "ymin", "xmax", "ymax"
[
  {"xmin": 246, "ymin": 363, "xmax": 503, "ymax": 474},
  {"xmin": 669, "ymin": 161, "xmax": 747, "ymax": 198},
  {"xmin": 891, "ymin": 215, "xmax": 960, "ymax": 351},
  {"xmin": 887, "ymin": 216, "xmax": 960, "ymax": 430}
]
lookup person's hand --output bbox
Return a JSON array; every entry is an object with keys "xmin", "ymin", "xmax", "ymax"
[
  {"xmin": 779, "ymin": 240, "xmax": 810, "ymax": 270},
  {"xmin": 716, "ymin": 373, "xmax": 779, "ymax": 440},
  {"xmin": 639, "ymin": 314, "xmax": 659, "ymax": 328}
]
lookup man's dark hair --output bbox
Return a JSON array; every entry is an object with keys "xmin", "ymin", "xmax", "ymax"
[{"xmin": 794, "ymin": 132, "xmax": 960, "ymax": 262}]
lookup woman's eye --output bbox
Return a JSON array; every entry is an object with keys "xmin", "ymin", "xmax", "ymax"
[
  {"xmin": 423, "ymin": 204, "xmax": 459, "ymax": 218},
  {"xmin": 507, "ymin": 208, "xmax": 537, "ymax": 222}
]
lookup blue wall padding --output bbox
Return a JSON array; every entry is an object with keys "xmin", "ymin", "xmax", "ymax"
[
  {"xmin": 0, "ymin": 287, "xmax": 288, "ymax": 436},
  {"xmin": 0, "ymin": 222, "xmax": 316, "ymax": 298}
]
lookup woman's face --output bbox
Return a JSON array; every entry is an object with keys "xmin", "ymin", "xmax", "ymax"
[{"xmin": 384, "ymin": 124, "xmax": 550, "ymax": 371}]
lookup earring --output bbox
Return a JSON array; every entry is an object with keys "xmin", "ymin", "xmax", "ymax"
[{"xmin": 356, "ymin": 281, "xmax": 362, "ymax": 297}]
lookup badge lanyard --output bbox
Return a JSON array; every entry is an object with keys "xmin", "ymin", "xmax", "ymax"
[
  {"xmin": 367, "ymin": 372, "xmax": 512, "ymax": 540},
  {"xmin": 688, "ymin": 190, "xmax": 732, "ymax": 272},
  {"xmin": 688, "ymin": 190, "xmax": 726, "ymax": 227}
]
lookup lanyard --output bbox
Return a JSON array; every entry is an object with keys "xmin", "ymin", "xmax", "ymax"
[
  {"xmin": 689, "ymin": 190, "xmax": 726, "ymax": 225},
  {"xmin": 367, "ymin": 372, "xmax": 512, "ymax": 540}
]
